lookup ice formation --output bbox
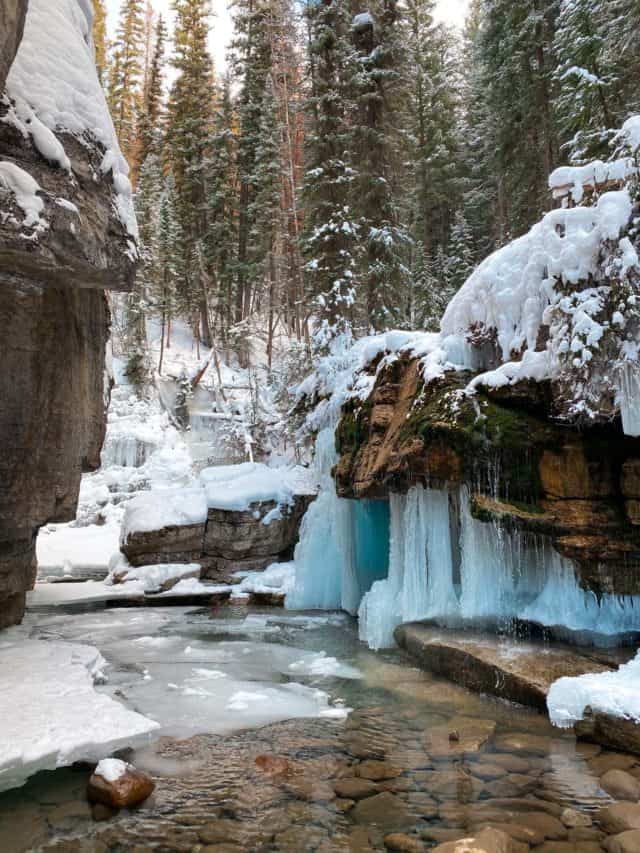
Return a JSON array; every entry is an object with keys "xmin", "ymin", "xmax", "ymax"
[
  {"xmin": 0, "ymin": 639, "xmax": 157, "ymax": 792},
  {"xmin": 548, "ymin": 651, "xmax": 640, "ymax": 729},
  {"xmin": 294, "ymin": 477, "xmax": 640, "ymax": 649}
]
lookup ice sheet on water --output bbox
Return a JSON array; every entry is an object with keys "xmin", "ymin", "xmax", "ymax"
[{"xmin": 0, "ymin": 639, "xmax": 157, "ymax": 792}]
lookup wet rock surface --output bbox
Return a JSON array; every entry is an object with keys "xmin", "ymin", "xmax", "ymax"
[{"xmin": 394, "ymin": 623, "xmax": 614, "ymax": 711}]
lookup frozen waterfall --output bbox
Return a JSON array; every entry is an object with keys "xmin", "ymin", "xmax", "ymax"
[{"xmin": 289, "ymin": 435, "xmax": 640, "ymax": 649}]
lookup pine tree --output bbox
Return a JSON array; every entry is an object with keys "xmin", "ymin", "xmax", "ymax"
[
  {"xmin": 301, "ymin": 0, "xmax": 360, "ymax": 345},
  {"xmin": 93, "ymin": 0, "xmax": 109, "ymax": 85},
  {"xmin": 230, "ymin": 0, "xmax": 274, "ymax": 327},
  {"xmin": 167, "ymin": 0, "xmax": 215, "ymax": 344},
  {"xmin": 203, "ymin": 74, "xmax": 238, "ymax": 344},
  {"xmin": 137, "ymin": 13, "xmax": 166, "ymax": 171},
  {"xmin": 480, "ymin": 0, "xmax": 560, "ymax": 237},
  {"xmin": 446, "ymin": 209, "xmax": 475, "ymax": 293},
  {"xmin": 156, "ymin": 173, "xmax": 183, "ymax": 372},
  {"xmin": 402, "ymin": 1, "xmax": 461, "ymax": 255},
  {"xmin": 459, "ymin": 0, "xmax": 502, "ymax": 254},
  {"xmin": 349, "ymin": 3, "xmax": 409, "ymax": 331},
  {"xmin": 108, "ymin": 0, "xmax": 145, "ymax": 163},
  {"xmin": 553, "ymin": 0, "xmax": 617, "ymax": 161}
]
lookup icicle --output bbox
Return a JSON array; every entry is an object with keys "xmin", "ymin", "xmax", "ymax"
[
  {"xmin": 617, "ymin": 361, "xmax": 640, "ymax": 437},
  {"xmin": 287, "ymin": 428, "xmax": 346, "ymax": 611},
  {"xmin": 423, "ymin": 488, "xmax": 459, "ymax": 618},
  {"xmin": 358, "ymin": 493, "xmax": 407, "ymax": 649}
]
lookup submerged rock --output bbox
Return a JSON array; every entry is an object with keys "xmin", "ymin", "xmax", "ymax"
[{"xmin": 430, "ymin": 826, "xmax": 529, "ymax": 853}]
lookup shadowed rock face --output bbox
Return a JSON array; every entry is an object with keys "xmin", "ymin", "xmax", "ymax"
[
  {"xmin": 0, "ymin": 0, "xmax": 26, "ymax": 93},
  {"xmin": 0, "ymin": 1, "xmax": 136, "ymax": 627}
]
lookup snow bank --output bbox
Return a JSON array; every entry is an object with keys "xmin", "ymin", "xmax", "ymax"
[
  {"xmin": 121, "ymin": 487, "xmax": 208, "ymax": 541},
  {"xmin": 200, "ymin": 462, "xmax": 317, "ymax": 513},
  {"xmin": 106, "ymin": 563, "xmax": 201, "ymax": 593},
  {"xmin": 5, "ymin": 0, "xmax": 138, "ymax": 248},
  {"xmin": 0, "ymin": 639, "xmax": 157, "ymax": 792},
  {"xmin": 441, "ymin": 190, "xmax": 634, "ymax": 366},
  {"xmin": 236, "ymin": 561, "xmax": 296, "ymax": 596},
  {"xmin": 548, "ymin": 651, "xmax": 640, "ymax": 729}
]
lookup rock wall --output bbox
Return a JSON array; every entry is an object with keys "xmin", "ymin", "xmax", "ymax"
[
  {"xmin": 334, "ymin": 354, "xmax": 640, "ymax": 598},
  {"xmin": 0, "ymin": 0, "xmax": 137, "ymax": 627},
  {"xmin": 0, "ymin": 0, "xmax": 26, "ymax": 92}
]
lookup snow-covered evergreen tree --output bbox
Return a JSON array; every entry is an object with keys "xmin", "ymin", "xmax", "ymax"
[
  {"xmin": 301, "ymin": 0, "xmax": 359, "ymax": 346},
  {"xmin": 108, "ymin": 0, "xmax": 145, "ymax": 162},
  {"xmin": 167, "ymin": 0, "xmax": 214, "ymax": 344}
]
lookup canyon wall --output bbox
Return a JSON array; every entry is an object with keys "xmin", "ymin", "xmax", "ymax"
[{"xmin": 0, "ymin": 0, "xmax": 137, "ymax": 627}]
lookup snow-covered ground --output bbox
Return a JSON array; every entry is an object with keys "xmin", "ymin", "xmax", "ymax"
[{"xmin": 37, "ymin": 379, "xmax": 195, "ymax": 580}]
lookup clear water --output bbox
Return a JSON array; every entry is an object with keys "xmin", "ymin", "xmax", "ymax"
[{"xmin": 0, "ymin": 602, "xmax": 628, "ymax": 852}]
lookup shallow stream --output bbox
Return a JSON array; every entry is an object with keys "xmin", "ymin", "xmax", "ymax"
[{"xmin": 0, "ymin": 602, "xmax": 632, "ymax": 852}]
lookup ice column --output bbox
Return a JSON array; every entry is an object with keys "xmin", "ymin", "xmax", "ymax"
[
  {"xmin": 286, "ymin": 428, "xmax": 348, "ymax": 611},
  {"xmin": 359, "ymin": 485, "xmax": 459, "ymax": 649}
]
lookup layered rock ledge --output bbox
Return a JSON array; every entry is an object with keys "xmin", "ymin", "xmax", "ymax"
[
  {"xmin": 120, "ymin": 465, "xmax": 317, "ymax": 583},
  {"xmin": 334, "ymin": 355, "xmax": 640, "ymax": 598},
  {"xmin": 394, "ymin": 623, "xmax": 617, "ymax": 712}
]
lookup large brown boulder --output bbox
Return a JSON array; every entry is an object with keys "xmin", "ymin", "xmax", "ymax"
[
  {"xmin": 87, "ymin": 760, "xmax": 154, "ymax": 810},
  {"xmin": 0, "ymin": 1, "xmax": 137, "ymax": 627}
]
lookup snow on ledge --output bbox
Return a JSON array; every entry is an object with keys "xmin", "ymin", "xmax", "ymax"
[
  {"xmin": 548, "ymin": 651, "xmax": 640, "ymax": 730},
  {"xmin": 200, "ymin": 462, "xmax": 318, "ymax": 513},
  {"xmin": 121, "ymin": 487, "xmax": 208, "ymax": 542},
  {"xmin": 0, "ymin": 639, "xmax": 158, "ymax": 792}
]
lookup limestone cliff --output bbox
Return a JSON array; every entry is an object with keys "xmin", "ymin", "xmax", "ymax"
[
  {"xmin": 334, "ymin": 352, "xmax": 640, "ymax": 598},
  {"xmin": 0, "ymin": 0, "xmax": 137, "ymax": 627}
]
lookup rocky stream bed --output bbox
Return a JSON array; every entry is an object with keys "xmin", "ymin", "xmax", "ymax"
[{"xmin": 2, "ymin": 601, "xmax": 640, "ymax": 853}]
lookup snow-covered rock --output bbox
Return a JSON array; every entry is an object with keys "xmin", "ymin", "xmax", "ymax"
[{"xmin": 440, "ymin": 114, "xmax": 640, "ymax": 431}]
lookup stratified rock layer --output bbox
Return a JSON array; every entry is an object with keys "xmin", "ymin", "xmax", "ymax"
[
  {"xmin": 394, "ymin": 623, "xmax": 615, "ymax": 711},
  {"xmin": 121, "ymin": 496, "xmax": 315, "ymax": 583},
  {"xmin": 0, "ymin": 1, "xmax": 136, "ymax": 627}
]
